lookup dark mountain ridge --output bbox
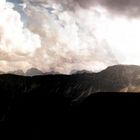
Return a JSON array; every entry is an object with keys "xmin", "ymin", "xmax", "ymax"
[{"xmin": 1, "ymin": 64, "xmax": 140, "ymax": 138}]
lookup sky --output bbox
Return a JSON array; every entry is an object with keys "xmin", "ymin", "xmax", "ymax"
[{"xmin": 0, "ymin": 0, "xmax": 140, "ymax": 73}]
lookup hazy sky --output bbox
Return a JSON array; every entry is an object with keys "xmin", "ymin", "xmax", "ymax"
[{"xmin": 0, "ymin": 0, "xmax": 140, "ymax": 73}]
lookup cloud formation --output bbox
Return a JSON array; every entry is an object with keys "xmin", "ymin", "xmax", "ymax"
[
  {"xmin": 0, "ymin": 0, "xmax": 140, "ymax": 74},
  {"xmin": 74, "ymin": 0, "xmax": 140, "ymax": 16},
  {"xmin": 0, "ymin": 0, "xmax": 118, "ymax": 73}
]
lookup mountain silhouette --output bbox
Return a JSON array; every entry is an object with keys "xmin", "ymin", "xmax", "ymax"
[
  {"xmin": 1, "ymin": 64, "xmax": 140, "ymax": 138},
  {"xmin": 25, "ymin": 68, "xmax": 44, "ymax": 76}
]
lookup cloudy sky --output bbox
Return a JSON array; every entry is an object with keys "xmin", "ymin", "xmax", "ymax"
[{"xmin": 0, "ymin": 0, "xmax": 140, "ymax": 73}]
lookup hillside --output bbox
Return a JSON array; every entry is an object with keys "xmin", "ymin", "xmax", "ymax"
[{"xmin": 1, "ymin": 65, "xmax": 140, "ymax": 138}]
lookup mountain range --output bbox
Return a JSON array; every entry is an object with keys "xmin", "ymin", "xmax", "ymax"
[
  {"xmin": 5, "ymin": 68, "xmax": 61, "ymax": 76},
  {"xmin": 0, "ymin": 65, "xmax": 139, "ymax": 93},
  {"xmin": 1, "ymin": 64, "xmax": 140, "ymax": 138}
]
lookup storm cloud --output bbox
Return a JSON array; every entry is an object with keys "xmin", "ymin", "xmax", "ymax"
[{"xmin": 74, "ymin": 0, "xmax": 140, "ymax": 17}]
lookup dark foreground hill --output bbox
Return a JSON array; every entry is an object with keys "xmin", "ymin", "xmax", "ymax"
[{"xmin": 1, "ymin": 65, "xmax": 140, "ymax": 139}]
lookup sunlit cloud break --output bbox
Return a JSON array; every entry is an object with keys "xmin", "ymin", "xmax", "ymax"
[{"xmin": 0, "ymin": 0, "xmax": 140, "ymax": 74}]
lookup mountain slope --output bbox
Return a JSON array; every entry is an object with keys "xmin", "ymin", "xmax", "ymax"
[
  {"xmin": 25, "ymin": 68, "xmax": 44, "ymax": 76},
  {"xmin": 1, "ymin": 64, "xmax": 140, "ymax": 130}
]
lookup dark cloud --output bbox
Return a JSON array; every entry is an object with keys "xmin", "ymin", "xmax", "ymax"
[
  {"xmin": 74, "ymin": 0, "xmax": 140, "ymax": 16},
  {"xmin": 8, "ymin": 0, "xmax": 140, "ymax": 16}
]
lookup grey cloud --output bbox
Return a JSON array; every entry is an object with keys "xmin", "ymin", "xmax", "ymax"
[
  {"xmin": 74, "ymin": 0, "xmax": 140, "ymax": 16},
  {"xmin": 7, "ymin": 0, "xmax": 23, "ymax": 4}
]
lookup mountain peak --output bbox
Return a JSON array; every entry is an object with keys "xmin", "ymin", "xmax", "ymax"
[
  {"xmin": 25, "ymin": 68, "xmax": 44, "ymax": 76},
  {"xmin": 70, "ymin": 69, "xmax": 93, "ymax": 74}
]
